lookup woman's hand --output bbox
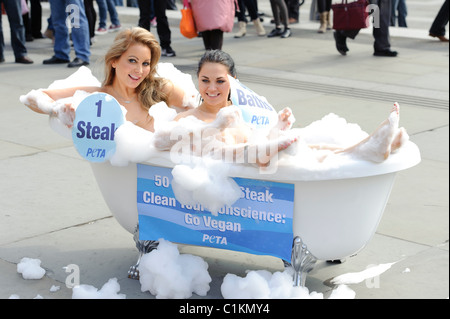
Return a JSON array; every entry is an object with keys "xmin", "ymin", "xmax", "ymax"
[
  {"xmin": 52, "ymin": 102, "xmax": 76, "ymax": 128},
  {"xmin": 20, "ymin": 89, "xmax": 56, "ymax": 115}
]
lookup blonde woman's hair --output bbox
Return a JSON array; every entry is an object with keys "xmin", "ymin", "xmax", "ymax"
[{"xmin": 103, "ymin": 27, "xmax": 169, "ymax": 111}]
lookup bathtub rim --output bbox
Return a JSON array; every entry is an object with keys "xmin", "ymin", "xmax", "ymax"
[{"xmin": 128, "ymin": 140, "xmax": 421, "ymax": 183}]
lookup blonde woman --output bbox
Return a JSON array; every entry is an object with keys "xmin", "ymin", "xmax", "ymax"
[{"xmin": 23, "ymin": 27, "xmax": 192, "ymax": 132}]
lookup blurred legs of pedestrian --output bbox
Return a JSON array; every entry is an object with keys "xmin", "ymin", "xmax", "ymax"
[
  {"xmin": 84, "ymin": 0, "xmax": 96, "ymax": 44},
  {"xmin": 285, "ymin": 0, "xmax": 299, "ymax": 24},
  {"xmin": 268, "ymin": 0, "xmax": 291, "ymax": 38},
  {"xmin": 235, "ymin": 0, "xmax": 265, "ymax": 38},
  {"xmin": 202, "ymin": 29, "xmax": 223, "ymax": 50},
  {"xmin": 390, "ymin": 0, "xmax": 407, "ymax": 27},
  {"xmin": 317, "ymin": 0, "xmax": 331, "ymax": 33},
  {"xmin": 429, "ymin": 0, "xmax": 449, "ymax": 42},
  {"xmin": 333, "ymin": 0, "xmax": 397, "ymax": 57},
  {"xmin": 22, "ymin": 2, "xmax": 34, "ymax": 42},
  {"xmin": 24, "ymin": 0, "xmax": 43, "ymax": 40},
  {"xmin": 44, "ymin": 0, "xmax": 91, "ymax": 67},
  {"xmin": 137, "ymin": 0, "xmax": 175, "ymax": 56},
  {"xmin": 0, "ymin": 0, "xmax": 34, "ymax": 64},
  {"xmin": 96, "ymin": 0, "xmax": 122, "ymax": 35}
]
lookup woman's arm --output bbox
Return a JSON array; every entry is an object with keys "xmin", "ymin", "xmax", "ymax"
[
  {"xmin": 163, "ymin": 80, "xmax": 197, "ymax": 110},
  {"xmin": 42, "ymin": 86, "xmax": 101, "ymax": 102},
  {"xmin": 22, "ymin": 86, "xmax": 101, "ymax": 114}
]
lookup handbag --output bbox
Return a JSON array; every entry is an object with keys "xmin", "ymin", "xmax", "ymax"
[
  {"xmin": 331, "ymin": 0, "xmax": 370, "ymax": 30},
  {"xmin": 180, "ymin": 0, "xmax": 197, "ymax": 39}
]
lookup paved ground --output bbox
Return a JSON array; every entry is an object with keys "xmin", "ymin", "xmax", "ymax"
[{"xmin": 0, "ymin": 0, "xmax": 448, "ymax": 302}]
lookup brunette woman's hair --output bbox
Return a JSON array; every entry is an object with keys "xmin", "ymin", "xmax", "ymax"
[{"xmin": 197, "ymin": 49, "xmax": 237, "ymax": 78}]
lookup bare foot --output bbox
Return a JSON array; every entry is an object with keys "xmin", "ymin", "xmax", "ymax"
[
  {"xmin": 390, "ymin": 127, "xmax": 408, "ymax": 153},
  {"xmin": 339, "ymin": 103, "xmax": 403, "ymax": 162}
]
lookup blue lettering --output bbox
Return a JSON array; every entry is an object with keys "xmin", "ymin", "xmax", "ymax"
[
  {"xmin": 236, "ymin": 88, "xmax": 274, "ymax": 111},
  {"xmin": 247, "ymin": 94, "xmax": 255, "ymax": 107},
  {"xmin": 86, "ymin": 148, "xmax": 106, "ymax": 158},
  {"xmin": 237, "ymin": 89, "xmax": 247, "ymax": 105},
  {"xmin": 251, "ymin": 115, "xmax": 269, "ymax": 125},
  {"xmin": 92, "ymin": 125, "xmax": 100, "ymax": 139},
  {"xmin": 75, "ymin": 122, "xmax": 116, "ymax": 141},
  {"xmin": 76, "ymin": 121, "xmax": 86, "ymax": 138}
]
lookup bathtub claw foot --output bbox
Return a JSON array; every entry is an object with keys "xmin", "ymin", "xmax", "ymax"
[
  {"xmin": 128, "ymin": 224, "xmax": 159, "ymax": 280},
  {"xmin": 290, "ymin": 236, "xmax": 317, "ymax": 287}
]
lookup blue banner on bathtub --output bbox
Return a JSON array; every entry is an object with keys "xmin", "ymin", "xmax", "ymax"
[{"xmin": 137, "ymin": 164, "xmax": 294, "ymax": 261}]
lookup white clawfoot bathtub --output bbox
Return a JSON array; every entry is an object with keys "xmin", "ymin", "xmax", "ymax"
[{"xmin": 90, "ymin": 141, "xmax": 421, "ymax": 286}]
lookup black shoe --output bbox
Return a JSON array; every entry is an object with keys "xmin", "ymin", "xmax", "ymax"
[
  {"xmin": 267, "ymin": 28, "xmax": 283, "ymax": 37},
  {"xmin": 161, "ymin": 47, "xmax": 176, "ymax": 57},
  {"xmin": 373, "ymin": 49, "xmax": 398, "ymax": 57},
  {"xmin": 15, "ymin": 56, "xmax": 34, "ymax": 64},
  {"xmin": 0, "ymin": 57, "xmax": 5, "ymax": 63},
  {"xmin": 333, "ymin": 31, "xmax": 348, "ymax": 56},
  {"xmin": 43, "ymin": 56, "xmax": 70, "ymax": 64},
  {"xmin": 68, "ymin": 58, "xmax": 90, "ymax": 68},
  {"xmin": 280, "ymin": 28, "xmax": 291, "ymax": 38}
]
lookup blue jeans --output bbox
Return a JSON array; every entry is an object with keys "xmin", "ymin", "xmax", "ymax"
[
  {"xmin": 49, "ymin": 0, "xmax": 90, "ymax": 62},
  {"xmin": 390, "ymin": 0, "xmax": 407, "ymax": 27},
  {"xmin": 96, "ymin": 0, "xmax": 121, "ymax": 28},
  {"xmin": 0, "ymin": 0, "xmax": 28, "ymax": 60}
]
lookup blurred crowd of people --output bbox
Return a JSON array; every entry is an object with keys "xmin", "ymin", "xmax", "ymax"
[{"xmin": 1, "ymin": 0, "xmax": 448, "ymax": 66}]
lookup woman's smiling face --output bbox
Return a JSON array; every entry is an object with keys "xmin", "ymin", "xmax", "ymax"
[
  {"xmin": 198, "ymin": 62, "xmax": 231, "ymax": 108},
  {"xmin": 112, "ymin": 43, "xmax": 151, "ymax": 89}
]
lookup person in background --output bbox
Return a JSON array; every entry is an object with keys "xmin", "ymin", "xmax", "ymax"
[
  {"xmin": 138, "ymin": 0, "xmax": 176, "ymax": 57},
  {"xmin": 234, "ymin": 0, "xmax": 266, "ymax": 38},
  {"xmin": 23, "ymin": 0, "xmax": 44, "ymax": 41},
  {"xmin": 0, "ymin": 0, "xmax": 34, "ymax": 64},
  {"xmin": 28, "ymin": 0, "xmax": 43, "ymax": 38},
  {"xmin": 390, "ymin": 0, "xmax": 407, "ymax": 27},
  {"xmin": 333, "ymin": 0, "xmax": 398, "ymax": 57},
  {"xmin": 317, "ymin": 0, "xmax": 331, "ymax": 33},
  {"xmin": 190, "ymin": 0, "xmax": 236, "ymax": 50},
  {"xmin": 84, "ymin": 0, "xmax": 97, "ymax": 44},
  {"xmin": 95, "ymin": 0, "xmax": 122, "ymax": 35},
  {"xmin": 267, "ymin": 0, "xmax": 291, "ymax": 38},
  {"xmin": 22, "ymin": 1, "xmax": 34, "ymax": 42},
  {"xmin": 43, "ymin": 0, "xmax": 91, "ymax": 67},
  {"xmin": 285, "ymin": 0, "xmax": 299, "ymax": 24},
  {"xmin": 429, "ymin": 0, "xmax": 449, "ymax": 42}
]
